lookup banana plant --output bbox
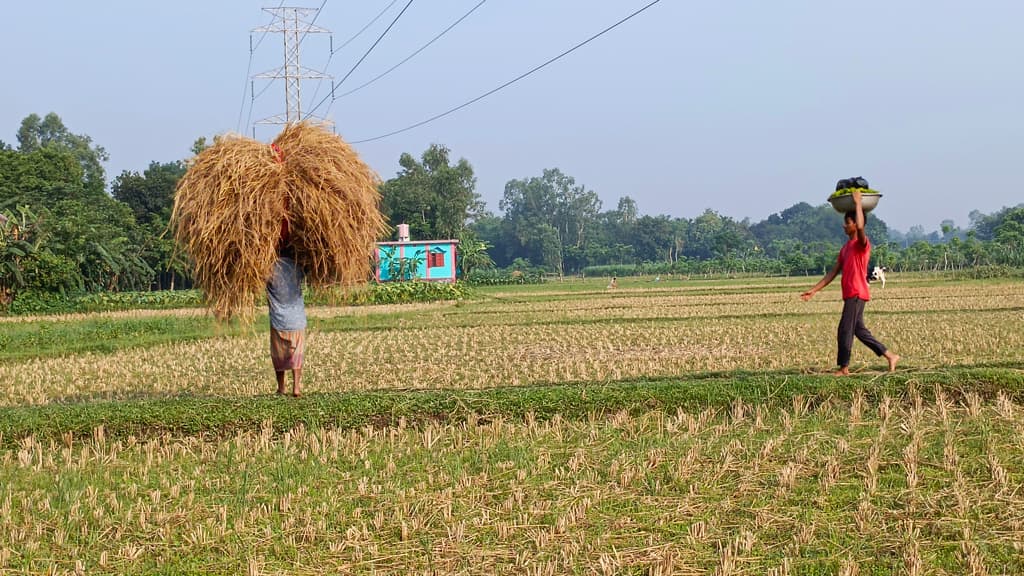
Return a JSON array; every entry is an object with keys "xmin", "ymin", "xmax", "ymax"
[{"xmin": 0, "ymin": 206, "xmax": 44, "ymax": 307}]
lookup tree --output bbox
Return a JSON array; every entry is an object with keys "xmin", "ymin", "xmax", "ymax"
[
  {"xmin": 467, "ymin": 212, "xmax": 514, "ymax": 268},
  {"xmin": 500, "ymin": 171, "xmax": 560, "ymax": 270},
  {"xmin": 630, "ymin": 215, "xmax": 675, "ymax": 263},
  {"xmin": 499, "ymin": 168, "xmax": 601, "ymax": 274},
  {"xmin": 992, "ymin": 207, "xmax": 1024, "ymax": 266},
  {"xmin": 379, "ymin": 144, "xmax": 482, "ymax": 241},
  {"xmin": 17, "ymin": 113, "xmax": 109, "ymax": 197},
  {"xmin": 191, "ymin": 137, "xmax": 211, "ymax": 156},
  {"xmin": 617, "ymin": 197, "xmax": 638, "ymax": 225},
  {"xmin": 0, "ymin": 146, "xmax": 88, "ymax": 209},
  {"xmin": 49, "ymin": 198, "xmax": 153, "ymax": 292},
  {"xmin": 457, "ymin": 233, "xmax": 495, "ymax": 277},
  {"xmin": 111, "ymin": 161, "xmax": 186, "ymax": 226},
  {"xmin": 0, "ymin": 207, "xmax": 42, "ymax": 307},
  {"xmin": 0, "ymin": 206, "xmax": 78, "ymax": 306}
]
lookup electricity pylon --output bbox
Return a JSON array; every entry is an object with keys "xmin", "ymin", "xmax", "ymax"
[{"xmin": 253, "ymin": 7, "xmax": 331, "ymax": 128}]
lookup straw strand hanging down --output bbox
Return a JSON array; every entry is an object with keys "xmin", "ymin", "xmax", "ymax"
[
  {"xmin": 273, "ymin": 122, "xmax": 387, "ymax": 289},
  {"xmin": 171, "ymin": 122, "xmax": 386, "ymax": 321}
]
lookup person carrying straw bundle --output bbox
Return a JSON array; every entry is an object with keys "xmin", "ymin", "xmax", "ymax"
[
  {"xmin": 172, "ymin": 122, "xmax": 386, "ymax": 395},
  {"xmin": 267, "ymin": 210, "xmax": 306, "ymax": 396}
]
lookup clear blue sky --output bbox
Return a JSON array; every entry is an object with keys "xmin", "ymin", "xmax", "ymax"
[{"xmin": 3, "ymin": 0, "xmax": 1021, "ymax": 232}]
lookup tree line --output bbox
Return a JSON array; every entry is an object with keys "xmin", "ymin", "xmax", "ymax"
[{"xmin": 2, "ymin": 113, "xmax": 1023, "ymax": 308}]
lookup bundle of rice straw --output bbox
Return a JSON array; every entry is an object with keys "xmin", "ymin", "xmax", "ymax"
[
  {"xmin": 171, "ymin": 122, "xmax": 385, "ymax": 321},
  {"xmin": 273, "ymin": 123, "xmax": 386, "ymax": 291}
]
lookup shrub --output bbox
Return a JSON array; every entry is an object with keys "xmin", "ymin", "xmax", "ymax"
[
  {"xmin": 7, "ymin": 290, "xmax": 77, "ymax": 315},
  {"xmin": 73, "ymin": 290, "xmax": 203, "ymax": 312},
  {"xmin": 308, "ymin": 281, "xmax": 472, "ymax": 306},
  {"xmin": 464, "ymin": 269, "xmax": 544, "ymax": 286}
]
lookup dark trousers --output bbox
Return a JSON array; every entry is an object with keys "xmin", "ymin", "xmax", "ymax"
[{"xmin": 837, "ymin": 297, "xmax": 887, "ymax": 367}]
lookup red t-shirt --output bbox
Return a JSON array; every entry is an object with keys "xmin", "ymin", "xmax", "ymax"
[{"xmin": 839, "ymin": 237, "xmax": 871, "ymax": 301}]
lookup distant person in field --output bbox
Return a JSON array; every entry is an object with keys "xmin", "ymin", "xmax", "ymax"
[
  {"xmin": 607, "ymin": 276, "xmax": 618, "ymax": 290},
  {"xmin": 267, "ymin": 217, "xmax": 307, "ymax": 397},
  {"xmin": 801, "ymin": 189, "xmax": 899, "ymax": 375}
]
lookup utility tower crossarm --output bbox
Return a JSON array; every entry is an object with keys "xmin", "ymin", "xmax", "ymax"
[{"xmin": 253, "ymin": 7, "xmax": 332, "ymax": 126}]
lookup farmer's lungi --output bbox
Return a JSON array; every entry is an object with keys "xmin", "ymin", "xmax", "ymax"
[{"xmin": 270, "ymin": 328, "xmax": 305, "ymax": 371}]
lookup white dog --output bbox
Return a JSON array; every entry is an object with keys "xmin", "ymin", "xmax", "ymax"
[{"xmin": 868, "ymin": 266, "xmax": 887, "ymax": 288}]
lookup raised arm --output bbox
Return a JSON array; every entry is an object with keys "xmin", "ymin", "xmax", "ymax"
[{"xmin": 852, "ymin": 189, "xmax": 867, "ymax": 246}]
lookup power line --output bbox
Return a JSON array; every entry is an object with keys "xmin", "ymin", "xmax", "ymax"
[
  {"xmin": 298, "ymin": 0, "xmax": 330, "ymax": 47},
  {"xmin": 304, "ymin": 0, "xmax": 416, "ymax": 120},
  {"xmin": 335, "ymin": 0, "xmax": 488, "ymax": 101},
  {"xmin": 242, "ymin": 0, "xmax": 317, "ymax": 133},
  {"xmin": 349, "ymin": 0, "xmax": 662, "ymax": 144},
  {"xmin": 252, "ymin": 0, "xmax": 286, "ymax": 52},
  {"xmin": 333, "ymin": 0, "xmax": 401, "ymax": 56},
  {"xmin": 237, "ymin": 0, "xmax": 286, "ymax": 133},
  {"xmin": 291, "ymin": 0, "xmax": 334, "ymax": 124},
  {"xmin": 306, "ymin": 0, "xmax": 402, "ymax": 122},
  {"xmin": 253, "ymin": 6, "xmax": 331, "ymax": 127}
]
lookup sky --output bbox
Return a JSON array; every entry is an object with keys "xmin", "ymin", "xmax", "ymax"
[{"xmin": 2, "ymin": 0, "xmax": 1022, "ymax": 233}]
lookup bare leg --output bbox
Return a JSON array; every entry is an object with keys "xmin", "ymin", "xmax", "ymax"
[
  {"xmin": 275, "ymin": 371, "xmax": 286, "ymax": 395},
  {"xmin": 884, "ymin": 351, "xmax": 900, "ymax": 372},
  {"xmin": 292, "ymin": 368, "xmax": 303, "ymax": 397},
  {"xmin": 833, "ymin": 366, "xmax": 851, "ymax": 376}
]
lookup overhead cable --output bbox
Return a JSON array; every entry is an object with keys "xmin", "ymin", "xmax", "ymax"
[
  {"xmin": 335, "ymin": 0, "xmax": 488, "ymax": 100},
  {"xmin": 350, "ymin": 0, "xmax": 662, "ymax": 144},
  {"xmin": 304, "ymin": 0, "xmax": 416, "ymax": 120},
  {"xmin": 237, "ymin": 0, "xmax": 286, "ymax": 133}
]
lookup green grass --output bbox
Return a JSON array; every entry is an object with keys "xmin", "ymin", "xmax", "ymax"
[
  {"xmin": 1, "ymin": 276, "xmax": 1023, "ymax": 574},
  {"xmin": 2, "ymin": 366, "xmax": 1020, "ymax": 448},
  {"xmin": 2, "ymin": 378, "xmax": 1021, "ymax": 574},
  {"xmin": 4, "ymin": 274, "xmax": 1019, "ymax": 362},
  {"xmin": 0, "ymin": 315, "xmax": 227, "ymax": 361}
]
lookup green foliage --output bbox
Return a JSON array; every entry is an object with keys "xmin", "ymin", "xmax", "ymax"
[
  {"xmin": 359, "ymin": 281, "xmax": 469, "ymax": 305},
  {"xmin": 0, "ymin": 313, "xmax": 219, "ymax": 361},
  {"xmin": 20, "ymin": 251, "xmax": 81, "ymax": 294},
  {"xmin": 7, "ymin": 289, "xmax": 202, "ymax": 316},
  {"xmin": 111, "ymin": 160, "xmax": 186, "ymax": 225},
  {"xmin": 6, "ymin": 289, "xmax": 76, "ymax": 315},
  {"xmin": 0, "ymin": 206, "xmax": 47, "ymax": 308},
  {"xmin": 828, "ymin": 187, "xmax": 881, "ymax": 199},
  {"xmin": 309, "ymin": 281, "xmax": 471, "ymax": 306},
  {"xmin": 944, "ymin": 265, "xmax": 1024, "ymax": 280},
  {"xmin": 0, "ymin": 146, "xmax": 88, "ymax": 208},
  {"xmin": 456, "ymin": 233, "xmax": 495, "ymax": 277},
  {"xmin": 581, "ymin": 264, "xmax": 644, "ymax": 278},
  {"xmin": 379, "ymin": 144, "xmax": 483, "ymax": 241},
  {"xmin": 464, "ymin": 268, "xmax": 544, "ymax": 285},
  {"xmin": 16, "ymin": 112, "xmax": 109, "ymax": 196},
  {"xmin": 379, "ymin": 245, "xmax": 426, "ymax": 281},
  {"xmin": 73, "ymin": 289, "xmax": 202, "ymax": 312},
  {"xmin": 49, "ymin": 198, "xmax": 154, "ymax": 291},
  {"xmin": 2, "ymin": 112, "xmax": 1022, "ymax": 311},
  {"xmin": 2, "ymin": 367, "xmax": 1022, "ymax": 447},
  {"xmin": 499, "ymin": 168, "xmax": 602, "ymax": 274}
]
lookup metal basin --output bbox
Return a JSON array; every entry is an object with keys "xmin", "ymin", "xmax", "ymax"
[{"xmin": 829, "ymin": 192, "xmax": 881, "ymax": 213}]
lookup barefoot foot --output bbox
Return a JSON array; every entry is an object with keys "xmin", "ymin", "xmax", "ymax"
[
  {"xmin": 833, "ymin": 367, "xmax": 851, "ymax": 376},
  {"xmin": 885, "ymin": 352, "xmax": 900, "ymax": 372}
]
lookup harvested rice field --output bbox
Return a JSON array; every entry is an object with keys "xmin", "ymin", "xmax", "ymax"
[
  {"xmin": 1, "ymin": 277, "xmax": 1021, "ymax": 406},
  {"xmin": 1, "ymin": 275, "xmax": 1022, "ymax": 574}
]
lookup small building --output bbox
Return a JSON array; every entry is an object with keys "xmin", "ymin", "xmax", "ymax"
[{"xmin": 376, "ymin": 225, "xmax": 459, "ymax": 282}]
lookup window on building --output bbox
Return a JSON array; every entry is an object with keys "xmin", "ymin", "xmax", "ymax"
[{"xmin": 427, "ymin": 250, "xmax": 445, "ymax": 268}]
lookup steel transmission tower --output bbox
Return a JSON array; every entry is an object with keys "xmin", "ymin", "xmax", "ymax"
[{"xmin": 253, "ymin": 7, "xmax": 331, "ymax": 128}]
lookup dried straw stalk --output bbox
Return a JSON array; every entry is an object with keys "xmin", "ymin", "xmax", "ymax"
[
  {"xmin": 273, "ymin": 122, "xmax": 386, "ymax": 289},
  {"xmin": 171, "ymin": 123, "xmax": 385, "ymax": 321}
]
